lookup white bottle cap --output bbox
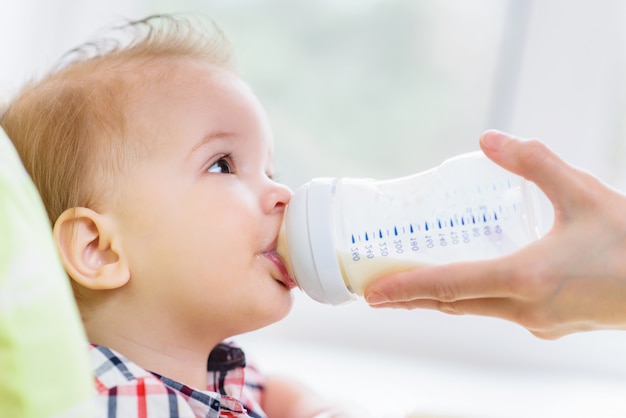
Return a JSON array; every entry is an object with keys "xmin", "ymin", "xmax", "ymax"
[{"xmin": 283, "ymin": 178, "xmax": 356, "ymax": 305}]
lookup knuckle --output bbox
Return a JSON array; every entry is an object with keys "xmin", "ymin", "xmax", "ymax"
[
  {"xmin": 515, "ymin": 310, "xmax": 542, "ymax": 329},
  {"xmin": 505, "ymin": 262, "xmax": 553, "ymax": 300},
  {"xmin": 514, "ymin": 306, "xmax": 558, "ymax": 335},
  {"xmin": 518, "ymin": 139, "xmax": 550, "ymax": 165},
  {"xmin": 432, "ymin": 279, "xmax": 458, "ymax": 302},
  {"xmin": 437, "ymin": 301, "xmax": 464, "ymax": 316}
]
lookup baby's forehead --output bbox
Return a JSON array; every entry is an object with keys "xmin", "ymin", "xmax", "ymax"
[
  {"xmin": 116, "ymin": 58, "xmax": 250, "ymax": 148},
  {"xmin": 107, "ymin": 57, "xmax": 221, "ymax": 120},
  {"xmin": 123, "ymin": 58, "xmax": 239, "ymax": 108}
]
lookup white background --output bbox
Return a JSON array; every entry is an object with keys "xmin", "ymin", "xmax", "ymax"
[{"xmin": 3, "ymin": 1, "xmax": 626, "ymax": 417}]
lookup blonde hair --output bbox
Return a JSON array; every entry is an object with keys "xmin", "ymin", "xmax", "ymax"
[{"xmin": 1, "ymin": 14, "xmax": 234, "ymax": 224}]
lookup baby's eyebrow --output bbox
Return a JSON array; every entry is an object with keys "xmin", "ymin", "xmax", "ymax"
[{"xmin": 189, "ymin": 131, "xmax": 234, "ymax": 156}]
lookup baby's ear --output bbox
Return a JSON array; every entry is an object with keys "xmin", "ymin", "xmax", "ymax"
[{"xmin": 53, "ymin": 207, "xmax": 130, "ymax": 290}]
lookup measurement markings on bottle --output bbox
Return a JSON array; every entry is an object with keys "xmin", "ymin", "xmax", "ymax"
[{"xmin": 348, "ymin": 208, "xmax": 506, "ymax": 261}]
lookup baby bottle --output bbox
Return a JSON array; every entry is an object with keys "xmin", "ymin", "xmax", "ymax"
[{"xmin": 277, "ymin": 151, "xmax": 554, "ymax": 305}]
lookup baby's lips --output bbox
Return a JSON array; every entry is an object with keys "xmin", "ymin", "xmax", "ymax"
[
  {"xmin": 265, "ymin": 251, "xmax": 298, "ymax": 290},
  {"xmin": 276, "ymin": 223, "xmax": 297, "ymax": 280}
]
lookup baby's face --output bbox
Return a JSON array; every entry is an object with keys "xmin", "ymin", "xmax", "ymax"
[{"xmin": 106, "ymin": 59, "xmax": 295, "ymax": 339}]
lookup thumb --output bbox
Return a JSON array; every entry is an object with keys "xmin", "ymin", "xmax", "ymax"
[{"xmin": 479, "ymin": 130, "xmax": 575, "ymax": 211}]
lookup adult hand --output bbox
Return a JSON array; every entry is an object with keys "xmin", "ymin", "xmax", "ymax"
[{"xmin": 365, "ymin": 130, "xmax": 626, "ymax": 339}]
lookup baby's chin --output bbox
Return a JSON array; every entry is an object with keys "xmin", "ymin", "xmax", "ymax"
[
  {"xmin": 246, "ymin": 290, "xmax": 295, "ymax": 332},
  {"xmin": 271, "ymin": 290, "xmax": 295, "ymax": 320}
]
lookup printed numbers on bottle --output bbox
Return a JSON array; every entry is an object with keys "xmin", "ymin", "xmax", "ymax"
[
  {"xmin": 347, "ymin": 214, "xmax": 507, "ymax": 264},
  {"xmin": 351, "ymin": 248, "xmax": 360, "ymax": 262},
  {"xmin": 438, "ymin": 233, "xmax": 447, "ymax": 247},
  {"xmin": 379, "ymin": 241, "xmax": 389, "ymax": 257}
]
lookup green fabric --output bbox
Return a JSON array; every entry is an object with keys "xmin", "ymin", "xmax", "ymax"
[{"xmin": 0, "ymin": 127, "xmax": 94, "ymax": 417}]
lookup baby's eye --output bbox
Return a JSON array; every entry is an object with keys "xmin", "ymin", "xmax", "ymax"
[{"xmin": 207, "ymin": 156, "xmax": 233, "ymax": 174}]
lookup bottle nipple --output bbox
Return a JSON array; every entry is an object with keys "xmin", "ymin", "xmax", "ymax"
[{"xmin": 276, "ymin": 221, "xmax": 295, "ymax": 280}]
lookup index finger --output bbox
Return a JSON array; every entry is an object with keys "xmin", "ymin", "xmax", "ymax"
[
  {"xmin": 364, "ymin": 257, "xmax": 518, "ymax": 305},
  {"xmin": 479, "ymin": 130, "xmax": 590, "ymax": 213}
]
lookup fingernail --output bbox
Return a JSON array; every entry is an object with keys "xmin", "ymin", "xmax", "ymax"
[
  {"xmin": 365, "ymin": 292, "xmax": 388, "ymax": 305},
  {"xmin": 480, "ymin": 130, "xmax": 511, "ymax": 151}
]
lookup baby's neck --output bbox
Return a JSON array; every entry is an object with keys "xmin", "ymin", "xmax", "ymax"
[
  {"xmin": 83, "ymin": 304, "xmax": 225, "ymax": 389},
  {"xmin": 102, "ymin": 334, "xmax": 211, "ymax": 389}
]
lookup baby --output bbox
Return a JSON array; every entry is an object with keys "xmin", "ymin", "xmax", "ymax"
[{"xmin": 2, "ymin": 15, "xmax": 350, "ymax": 418}]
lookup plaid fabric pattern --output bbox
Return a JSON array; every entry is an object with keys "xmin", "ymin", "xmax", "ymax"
[{"xmin": 89, "ymin": 342, "xmax": 266, "ymax": 418}]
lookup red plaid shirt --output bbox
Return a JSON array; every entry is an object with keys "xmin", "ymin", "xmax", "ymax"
[{"xmin": 89, "ymin": 342, "xmax": 267, "ymax": 418}]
